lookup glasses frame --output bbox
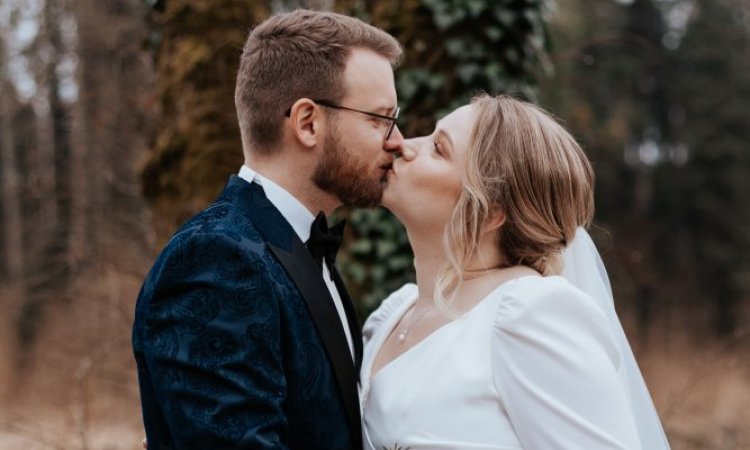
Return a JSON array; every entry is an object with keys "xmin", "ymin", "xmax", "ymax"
[{"xmin": 285, "ymin": 99, "xmax": 400, "ymax": 141}]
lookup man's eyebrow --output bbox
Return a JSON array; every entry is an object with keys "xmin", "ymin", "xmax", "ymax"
[{"xmin": 376, "ymin": 104, "xmax": 397, "ymax": 115}]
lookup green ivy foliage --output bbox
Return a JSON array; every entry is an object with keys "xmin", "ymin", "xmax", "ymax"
[
  {"xmin": 334, "ymin": 207, "xmax": 412, "ymax": 312},
  {"xmin": 144, "ymin": 0, "xmax": 550, "ymax": 317},
  {"xmin": 337, "ymin": 0, "xmax": 551, "ymax": 317}
]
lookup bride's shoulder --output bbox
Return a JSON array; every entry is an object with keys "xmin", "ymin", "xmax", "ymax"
[
  {"xmin": 362, "ymin": 283, "xmax": 418, "ymax": 340},
  {"xmin": 491, "ymin": 275, "xmax": 606, "ymax": 329},
  {"xmin": 490, "ymin": 275, "xmax": 624, "ymax": 383}
]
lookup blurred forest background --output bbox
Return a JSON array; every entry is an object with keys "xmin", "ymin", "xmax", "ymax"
[{"xmin": 0, "ymin": 0, "xmax": 748, "ymax": 448}]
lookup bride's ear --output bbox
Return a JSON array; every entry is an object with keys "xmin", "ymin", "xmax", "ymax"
[{"xmin": 484, "ymin": 209, "xmax": 506, "ymax": 232}]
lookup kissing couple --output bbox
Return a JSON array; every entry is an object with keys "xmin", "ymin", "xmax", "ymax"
[{"xmin": 132, "ymin": 9, "xmax": 670, "ymax": 450}]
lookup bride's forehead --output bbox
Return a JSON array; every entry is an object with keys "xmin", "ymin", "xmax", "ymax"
[
  {"xmin": 433, "ymin": 105, "xmax": 476, "ymax": 151},
  {"xmin": 436, "ymin": 104, "xmax": 475, "ymax": 129}
]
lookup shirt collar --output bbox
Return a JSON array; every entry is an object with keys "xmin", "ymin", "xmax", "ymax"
[{"xmin": 238, "ymin": 165, "xmax": 315, "ymax": 242}]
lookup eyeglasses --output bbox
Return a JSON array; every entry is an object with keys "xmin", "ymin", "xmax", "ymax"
[{"xmin": 285, "ymin": 99, "xmax": 400, "ymax": 141}]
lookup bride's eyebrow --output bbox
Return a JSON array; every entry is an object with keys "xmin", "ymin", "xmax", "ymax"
[{"xmin": 435, "ymin": 129, "xmax": 455, "ymax": 155}]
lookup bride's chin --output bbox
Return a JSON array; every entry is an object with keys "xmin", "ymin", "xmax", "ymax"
[
  {"xmin": 381, "ymin": 185, "xmax": 395, "ymax": 208},
  {"xmin": 380, "ymin": 191, "xmax": 403, "ymax": 215}
]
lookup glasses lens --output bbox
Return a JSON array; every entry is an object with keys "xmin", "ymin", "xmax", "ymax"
[
  {"xmin": 385, "ymin": 107, "xmax": 400, "ymax": 141},
  {"xmin": 385, "ymin": 122, "xmax": 395, "ymax": 141}
]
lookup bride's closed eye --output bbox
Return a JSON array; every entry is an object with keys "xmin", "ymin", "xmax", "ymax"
[{"xmin": 433, "ymin": 140, "xmax": 445, "ymax": 156}]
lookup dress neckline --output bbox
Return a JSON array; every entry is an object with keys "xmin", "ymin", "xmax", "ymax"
[{"xmin": 363, "ymin": 274, "xmax": 543, "ymax": 390}]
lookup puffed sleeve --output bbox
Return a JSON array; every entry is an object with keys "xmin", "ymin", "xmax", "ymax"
[
  {"xmin": 491, "ymin": 277, "xmax": 642, "ymax": 450},
  {"xmin": 362, "ymin": 283, "xmax": 417, "ymax": 346}
]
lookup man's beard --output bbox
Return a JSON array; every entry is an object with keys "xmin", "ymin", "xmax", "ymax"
[{"xmin": 313, "ymin": 128, "xmax": 386, "ymax": 208}]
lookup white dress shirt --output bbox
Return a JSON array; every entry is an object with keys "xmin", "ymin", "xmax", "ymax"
[{"xmin": 238, "ymin": 165, "xmax": 355, "ymax": 359}]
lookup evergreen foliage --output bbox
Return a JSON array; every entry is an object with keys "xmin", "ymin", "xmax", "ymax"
[
  {"xmin": 539, "ymin": 0, "xmax": 750, "ymax": 336},
  {"xmin": 143, "ymin": 0, "xmax": 549, "ymax": 315},
  {"xmin": 337, "ymin": 0, "xmax": 550, "ymax": 313}
]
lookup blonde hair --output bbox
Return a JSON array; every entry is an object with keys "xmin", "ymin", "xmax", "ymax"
[{"xmin": 435, "ymin": 94, "xmax": 594, "ymax": 309}]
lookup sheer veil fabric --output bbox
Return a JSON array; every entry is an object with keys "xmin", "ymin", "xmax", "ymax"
[{"xmin": 561, "ymin": 228, "xmax": 671, "ymax": 449}]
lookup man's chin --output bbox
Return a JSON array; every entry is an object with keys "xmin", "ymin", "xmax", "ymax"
[{"xmin": 337, "ymin": 186, "xmax": 383, "ymax": 209}]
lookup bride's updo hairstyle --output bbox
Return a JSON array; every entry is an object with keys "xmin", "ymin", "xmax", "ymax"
[{"xmin": 436, "ymin": 94, "xmax": 594, "ymax": 308}]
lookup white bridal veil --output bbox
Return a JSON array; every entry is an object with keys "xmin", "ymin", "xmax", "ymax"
[{"xmin": 561, "ymin": 228, "xmax": 671, "ymax": 450}]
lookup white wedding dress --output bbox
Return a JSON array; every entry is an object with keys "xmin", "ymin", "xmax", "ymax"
[
  {"xmin": 360, "ymin": 230, "xmax": 670, "ymax": 450},
  {"xmin": 361, "ymin": 276, "xmax": 642, "ymax": 450}
]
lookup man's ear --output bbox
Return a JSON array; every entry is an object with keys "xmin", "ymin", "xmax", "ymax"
[{"xmin": 288, "ymin": 98, "xmax": 322, "ymax": 148}]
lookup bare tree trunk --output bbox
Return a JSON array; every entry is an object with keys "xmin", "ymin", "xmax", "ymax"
[
  {"xmin": 46, "ymin": 0, "xmax": 73, "ymax": 278},
  {"xmin": 72, "ymin": 0, "xmax": 107, "ymax": 266},
  {"xmin": 73, "ymin": 0, "xmax": 156, "ymax": 275},
  {"xmin": 17, "ymin": 0, "xmax": 73, "ymax": 349},
  {"xmin": 0, "ymin": 36, "xmax": 27, "ymax": 387},
  {"xmin": 0, "ymin": 41, "xmax": 25, "ymax": 284}
]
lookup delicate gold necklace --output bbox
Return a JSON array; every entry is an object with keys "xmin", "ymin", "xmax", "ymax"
[
  {"xmin": 396, "ymin": 267, "xmax": 505, "ymax": 343},
  {"xmin": 396, "ymin": 303, "xmax": 432, "ymax": 343}
]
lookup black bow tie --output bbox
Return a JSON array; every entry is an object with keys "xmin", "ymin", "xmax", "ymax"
[{"xmin": 306, "ymin": 212, "xmax": 345, "ymax": 272}]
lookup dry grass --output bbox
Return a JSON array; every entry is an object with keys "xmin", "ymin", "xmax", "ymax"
[
  {"xmin": 645, "ymin": 335, "xmax": 750, "ymax": 449},
  {"xmin": 0, "ymin": 266, "xmax": 145, "ymax": 450},
  {"xmin": 0, "ymin": 270, "xmax": 748, "ymax": 450}
]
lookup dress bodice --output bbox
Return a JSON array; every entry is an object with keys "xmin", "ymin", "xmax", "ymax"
[{"xmin": 360, "ymin": 276, "xmax": 643, "ymax": 450}]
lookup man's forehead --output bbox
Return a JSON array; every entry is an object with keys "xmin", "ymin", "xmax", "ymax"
[{"xmin": 343, "ymin": 48, "xmax": 397, "ymax": 104}]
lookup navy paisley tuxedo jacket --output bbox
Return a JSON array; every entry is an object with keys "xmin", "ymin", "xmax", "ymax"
[{"xmin": 133, "ymin": 176, "xmax": 364, "ymax": 450}]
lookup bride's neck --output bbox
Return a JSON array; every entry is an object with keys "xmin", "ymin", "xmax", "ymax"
[
  {"xmin": 408, "ymin": 226, "xmax": 505, "ymax": 308},
  {"xmin": 409, "ymin": 232, "xmax": 444, "ymax": 308}
]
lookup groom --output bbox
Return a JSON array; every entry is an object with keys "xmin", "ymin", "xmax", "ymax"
[{"xmin": 132, "ymin": 9, "xmax": 403, "ymax": 450}]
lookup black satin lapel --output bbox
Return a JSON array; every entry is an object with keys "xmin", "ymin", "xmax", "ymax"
[
  {"xmin": 332, "ymin": 268, "xmax": 363, "ymax": 378},
  {"xmin": 267, "ymin": 239, "xmax": 362, "ymax": 446}
]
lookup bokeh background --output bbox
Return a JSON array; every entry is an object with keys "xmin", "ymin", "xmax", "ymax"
[{"xmin": 0, "ymin": 0, "xmax": 748, "ymax": 448}]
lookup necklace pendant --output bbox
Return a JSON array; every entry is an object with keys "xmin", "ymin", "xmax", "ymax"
[{"xmin": 397, "ymin": 330, "xmax": 407, "ymax": 342}]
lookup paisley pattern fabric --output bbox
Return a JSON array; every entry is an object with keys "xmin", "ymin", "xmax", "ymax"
[{"xmin": 133, "ymin": 176, "xmax": 359, "ymax": 450}]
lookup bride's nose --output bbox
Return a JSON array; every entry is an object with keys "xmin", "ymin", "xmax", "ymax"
[{"xmin": 400, "ymin": 139, "xmax": 418, "ymax": 161}]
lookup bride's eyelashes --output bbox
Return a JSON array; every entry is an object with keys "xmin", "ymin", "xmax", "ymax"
[{"xmin": 433, "ymin": 140, "xmax": 445, "ymax": 157}]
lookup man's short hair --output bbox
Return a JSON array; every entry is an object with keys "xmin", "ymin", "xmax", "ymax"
[{"xmin": 235, "ymin": 9, "xmax": 402, "ymax": 155}]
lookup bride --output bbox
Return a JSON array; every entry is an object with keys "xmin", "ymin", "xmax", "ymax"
[{"xmin": 361, "ymin": 94, "xmax": 670, "ymax": 449}]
